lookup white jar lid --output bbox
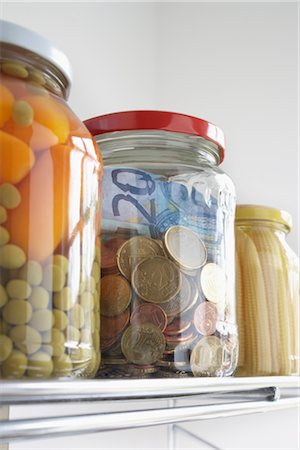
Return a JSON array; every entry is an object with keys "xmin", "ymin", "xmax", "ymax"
[{"xmin": 0, "ymin": 20, "xmax": 72, "ymax": 87}]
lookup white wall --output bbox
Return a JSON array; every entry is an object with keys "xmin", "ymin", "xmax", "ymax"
[{"xmin": 1, "ymin": 2, "xmax": 298, "ymax": 253}]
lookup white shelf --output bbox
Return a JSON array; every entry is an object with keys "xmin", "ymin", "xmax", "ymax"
[{"xmin": 0, "ymin": 377, "xmax": 299, "ymax": 444}]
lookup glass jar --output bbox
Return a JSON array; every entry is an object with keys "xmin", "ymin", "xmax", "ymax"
[
  {"xmin": 85, "ymin": 110, "xmax": 237, "ymax": 378},
  {"xmin": 235, "ymin": 205, "xmax": 299, "ymax": 376},
  {"xmin": 0, "ymin": 21, "xmax": 102, "ymax": 379}
]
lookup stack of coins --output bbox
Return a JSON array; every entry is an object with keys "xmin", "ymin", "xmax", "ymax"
[{"xmin": 100, "ymin": 226, "xmax": 237, "ymax": 378}]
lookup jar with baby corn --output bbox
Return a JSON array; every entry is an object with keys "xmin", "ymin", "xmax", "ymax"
[
  {"xmin": 0, "ymin": 21, "xmax": 102, "ymax": 378},
  {"xmin": 235, "ymin": 205, "xmax": 299, "ymax": 376},
  {"xmin": 85, "ymin": 110, "xmax": 237, "ymax": 378}
]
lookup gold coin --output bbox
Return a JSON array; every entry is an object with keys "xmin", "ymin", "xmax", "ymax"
[
  {"xmin": 121, "ymin": 323, "xmax": 166, "ymax": 365},
  {"xmin": 190, "ymin": 336, "xmax": 223, "ymax": 376},
  {"xmin": 160, "ymin": 273, "xmax": 191, "ymax": 317},
  {"xmin": 164, "ymin": 226, "xmax": 207, "ymax": 270},
  {"xmin": 101, "ymin": 274, "xmax": 131, "ymax": 317},
  {"xmin": 132, "ymin": 256, "xmax": 181, "ymax": 304},
  {"xmin": 200, "ymin": 263, "xmax": 226, "ymax": 304},
  {"xmin": 117, "ymin": 236, "xmax": 164, "ymax": 280}
]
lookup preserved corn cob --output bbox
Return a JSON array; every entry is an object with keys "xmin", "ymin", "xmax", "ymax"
[
  {"xmin": 236, "ymin": 205, "xmax": 299, "ymax": 377},
  {"xmin": 278, "ymin": 236, "xmax": 299, "ymax": 374},
  {"xmin": 235, "ymin": 250, "xmax": 245, "ymax": 370},
  {"xmin": 236, "ymin": 229, "xmax": 272, "ymax": 375},
  {"xmin": 249, "ymin": 228, "xmax": 291, "ymax": 375}
]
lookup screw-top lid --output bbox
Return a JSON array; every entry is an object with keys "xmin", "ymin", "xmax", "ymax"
[
  {"xmin": 84, "ymin": 110, "xmax": 225, "ymax": 163},
  {"xmin": 236, "ymin": 205, "xmax": 292, "ymax": 232},
  {"xmin": 0, "ymin": 20, "xmax": 72, "ymax": 88}
]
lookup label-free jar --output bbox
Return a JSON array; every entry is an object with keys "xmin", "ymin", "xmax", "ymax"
[
  {"xmin": 0, "ymin": 21, "xmax": 102, "ymax": 378},
  {"xmin": 236, "ymin": 205, "xmax": 299, "ymax": 376},
  {"xmin": 86, "ymin": 111, "xmax": 237, "ymax": 378}
]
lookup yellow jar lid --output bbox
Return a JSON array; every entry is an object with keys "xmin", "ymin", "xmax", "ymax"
[{"xmin": 235, "ymin": 204, "xmax": 292, "ymax": 232}]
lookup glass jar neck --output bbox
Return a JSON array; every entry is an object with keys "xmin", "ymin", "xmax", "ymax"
[
  {"xmin": 95, "ymin": 130, "xmax": 221, "ymax": 168},
  {"xmin": 0, "ymin": 43, "xmax": 69, "ymax": 99},
  {"xmin": 236, "ymin": 219, "xmax": 289, "ymax": 235}
]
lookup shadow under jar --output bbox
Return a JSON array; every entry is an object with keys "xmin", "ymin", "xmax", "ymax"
[
  {"xmin": 0, "ymin": 21, "xmax": 102, "ymax": 379},
  {"xmin": 85, "ymin": 110, "xmax": 237, "ymax": 378}
]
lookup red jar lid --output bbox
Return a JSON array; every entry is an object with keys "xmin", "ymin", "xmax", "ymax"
[{"xmin": 84, "ymin": 111, "xmax": 225, "ymax": 162}]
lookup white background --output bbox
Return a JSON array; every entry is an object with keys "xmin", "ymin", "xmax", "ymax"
[
  {"xmin": 1, "ymin": 2, "xmax": 299, "ymax": 450},
  {"xmin": 1, "ymin": 1, "xmax": 298, "ymax": 253}
]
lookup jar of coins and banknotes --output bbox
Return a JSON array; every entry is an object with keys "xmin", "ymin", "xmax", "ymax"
[
  {"xmin": 85, "ymin": 111, "xmax": 237, "ymax": 378},
  {"xmin": 0, "ymin": 21, "xmax": 102, "ymax": 378},
  {"xmin": 236, "ymin": 205, "xmax": 299, "ymax": 376}
]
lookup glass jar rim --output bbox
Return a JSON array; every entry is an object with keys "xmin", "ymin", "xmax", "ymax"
[
  {"xmin": 0, "ymin": 20, "xmax": 72, "ymax": 94},
  {"xmin": 235, "ymin": 204, "xmax": 292, "ymax": 232},
  {"xmin": 84, "ymin": 110, "xmax": 225, "ymax": 163}
]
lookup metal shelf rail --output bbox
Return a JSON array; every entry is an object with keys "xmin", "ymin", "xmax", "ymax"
[{"xmin": 0, "ymin": 377, "xmax": 299, "ymax": 444}]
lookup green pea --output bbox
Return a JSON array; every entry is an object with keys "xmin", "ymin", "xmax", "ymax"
[
  {"xmin": 0, "ymin": 244, "xmax": 26, "ymax": 269},
  {"xmin": 81, "ymin": 348, "xmax": 98, "ymax": 377},
  {"xmin": 19, "ymin": 261, "xmax": 43, "ymax": 286},
  {"xmin": 42, "ymin": 264, "xmax": 65, "ymax": 292},
  {"xmin": 41, "ymin": 345, "xmax": 53, "ymax": 356},
  {"xmin": 29, "ymin": 286, "xmax": 49, "ymax": 310},
  {"xmin": 27, "ymin": 351, "xmax": 53, "ymax": 378},
  {"xmin": 29, "ymin": 309, "xmax": 53, "ymax": 332},
  {"xmin": 79, "ymin": 276, "xmax": 96, "ymax": 295},
  {"xmin": 0, "ymin": 334, "xmax": 13, "ymax": 361},
  {"xmin": 69, "ymin": 347, "xmax": 82, "ymax": 364},
  {"xmin": 93, "ymin": 333, "xmax": 100, "ymax": 352},
  {"xmin": 80, "ymin": 328, "xmax": 92, "ymax": 345},
  {"xmin": 12, "ymin": 100, "xmax": 34, "ymax": 127},
  {"xmin": 0, "ymin": 183, "xmax": 21, "ymax": 209},
  {"xmin": 52, "ymin": 254, "xmax": 69, "ymax": 275},
  {"xmin": 45, "ymin": 328, "xmax": 65, "ymax": 357},
  {"xmin": 65, "ymin": 325, "xmax": 80, "ymax": 343},
  {"xmin": 70, "ymin": 304, "xmax": 85, "ymax": 329},
  {"xmin": 0, "ymin": 283, "xmax": 8, "ymax": 307},
  {"xmin": 0, "ymin": 206, "xmax": 7, "ymax": 224},
  {"xmin": 2, "ymin": 299, "xmax": 32, "ymax": 325},
  {"xmin": 53, "ymin": 287, "xmax": 74, "ymax": 311},
  {"xmin": 53, "ymin": 354, "xmax": 72, "ymax": 377},
  {"xmin": 9, "ymin": 325, "xmax": 41, "ymax": 355},
  {"xmin": 52, "ymin": 309, "xmax": 68, "ymax": 331},
  {"xmin": 94, "ymin": 311, "xmax": 100, "ymax": 331},
  {"xmin": 93, "ymin": 292, "xmax": 100, "ymax": 312},
  {"xmin": 1, "ymin": 350, "xmax": 27, "ymax": 378},
  {"xmin": 1, "ymin": 61, "xmax": 28, "ymax": 79},
  {"xmin": 0, "ymin": 319, "xmax": 9, "ymax": 335},
  {"xmin": 80, "ymin": 292, "xmax": 94, "ymax": 311},
  {"xmin": 0, "ymin": 226, "xmax": 9, "ymax": 247},
  {"xmin": 28, "ymin": 69, "xmax": 46, "ymax": 86},
  {"xmin": 90, "ymin": 314, "xmax": 95, "ymax": 334},
  {"xmin": 92, "ymin": 262, "xmax": 100, "ymax": 284},
  {"xmin": 95, "ymin": 245, "xmax": 101, "ymax": 265},
  {"xmin": 6, "ymin": 279, "xmax": 32, "ymax": 299}
]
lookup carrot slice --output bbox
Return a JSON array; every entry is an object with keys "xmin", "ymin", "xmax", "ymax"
[
  {"xmin": 25, "ymin": 96, "xmax": 69, "ymax": 143},
  {"xmin": 0, "ymin": 83, "xmax": 14, "ymax": 127},
  {"xmin": 0, "ymin": 130, "xmax": 35, "ymax": 184},
  {"xmin": 3, "ymin": 119, "xmax": 58, "ymax": 152},
  {"xmin": 6, "ymin": 144, "xmax": 77, "ymax": 261}
]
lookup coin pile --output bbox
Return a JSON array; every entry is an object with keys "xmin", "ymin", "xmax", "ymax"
[{"xmin": 100, "ymin": 225, "xmax": 238, "ymax": 378}]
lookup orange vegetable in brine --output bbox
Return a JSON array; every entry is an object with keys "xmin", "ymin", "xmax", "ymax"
[
  {"xmin": 0, "ymin": 130, "xmax": 35, "ymax": 184},
  {"xmin": 6, "ymin": 144, "xmax": 74, "ymax": 261},
  {"xmin": 25, "ymin": 96, "xmax": 69, "ymax": 144},
  {"xmin": 3, "ymin": 119, "xmax": 58, "ymax": 152},
  {"xmin": 0, "ymin": 83, "xmax": 14, "ymax": 127}
]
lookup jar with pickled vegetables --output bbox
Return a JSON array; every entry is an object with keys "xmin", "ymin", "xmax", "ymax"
[
  {"xmin": 0, "ymin": 21, "xmax": 102, "ymax": 379},
  {"xmin": 85, "ymin": 111, "xmax": 237, "ymax": 378},
  {"xmin": 236, "ymin": 205, "xmax": 299, "ymax": 376}
]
